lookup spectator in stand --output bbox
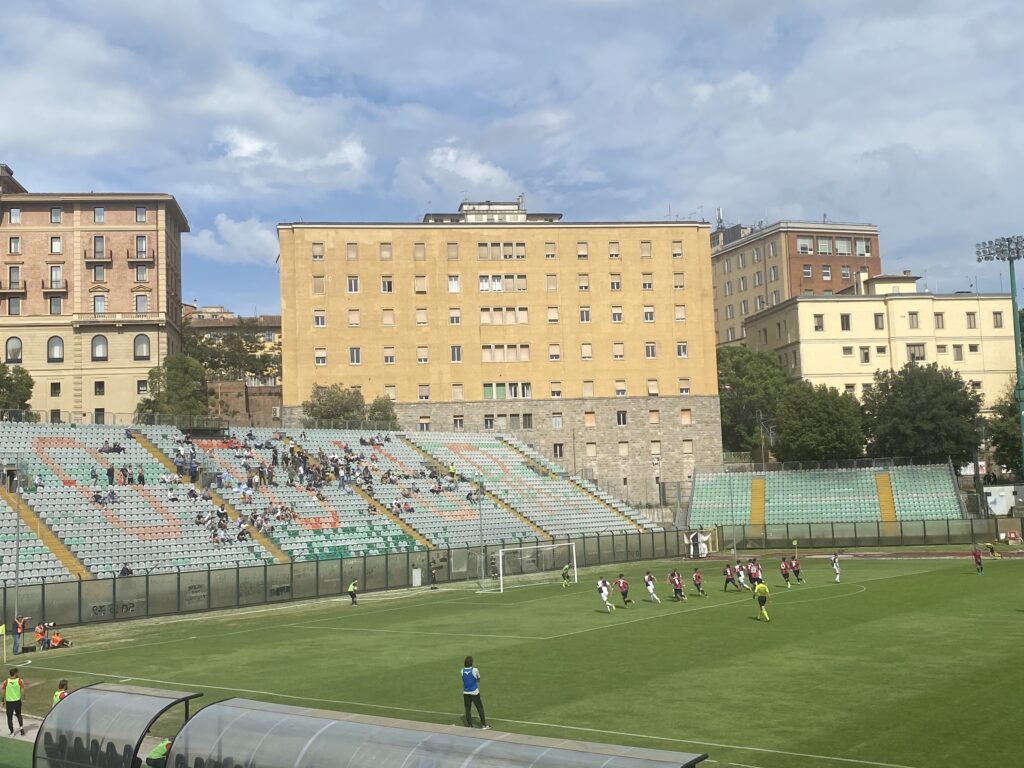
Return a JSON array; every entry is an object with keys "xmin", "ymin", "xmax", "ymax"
[{"xmin": 119, "ymin": 563, "xmax": 133, "ymax": 577}]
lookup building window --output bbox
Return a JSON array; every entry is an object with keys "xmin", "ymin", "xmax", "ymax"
[
  {"xmin": 855, "ymin": 238, "xmax": 871, "ymax": 256},
  {"xmin": 680, "ymin": 408, "xmax": 693, "ymax": 426},
  {"xmin": 346, "ymin": 276, "xmax": 359, "ymax": 293},
  {"xmin": 314, "ymin": 310, "xmax": 326, "ymax": 327},
  {"xmin": 583, "ymin": 380, "xmax": 595, "ymax": 397},
  {"xmin": 451, "ymin": 383, "xmax": 464, "ymax": 400},
  {"xmin": 836, "ymin": 238, "xmax": 851, "ymax": 256},
  {"xmin": 934, "ymin": 312, "xmax": 944, "ymax": 329},
  {"xmin": 908, "ymin": 312, "xmax": 919, "ymax": 329},
  {"xmin": 672, "ymin": 240, "xmax": 683, "ymax": 259},
  {"xmin": 740, "ymin": 299, "xmax": 749, "ymax": 316},
  {"xmin": 678, "ymin": 377, "xmax": 691, "ymax": 395},
  {"xmin": 615, "ymin": 380, "xmax": 627, "ymax": 396},
  {"xmin": 641, "ymin": 273, "xmax": 654, "ymax": 290},
  {"xmin": 380, "ymin": 308, "xmax": 394, "ymax": 327},
  {"xmin": 9, "ymin": 208, "xmax": 20, "ymax": 224},
  {"xmin": 576, "ymin": 241, "xmax": 588, "ymax": 259},
  {"xmin": 311, "ymin": 242, "xmax": 324, "ymax": 260},
  {"xmin": 738, "ymin": 276, "xmax": 748, "ymax": 292},
  {"xmin": 312, "ymin": 276, "xmax": 325, "ymax": 295},
  {"xmin": 650, "ymin": 440, "xmax": 662, "ymax": 456},
  {"xmin": 872, "ymin": 313, "xmax": 884, "ymax": 330},
  {"xmin": 877, "ymin": 346, "xmax": 888, "ymax": 355},
  {"xmin": 546, "ymin": 274, "xmax": 558, "ymax": 291},
  {"xmin": 647, "ymin": 378, "xmax": 659, "ymax": 396},
  {"xmin": 548, "ymin": 343, "xmax": 561, "ymax": 361},
  {"xmin": 137, "ymin": 380, "xmax": 149, "ymax": 395},
  {"xmin": 907, "ymin": 343, "xmax": 926, "ymax": 362},
  {"xmin": 379, "ymin": 243, "xmax": 392, "ymax": 261},
  {"xmin": 313, "ymin": 348, "xmax": 327, "ymax": 366},
  {"xmin": 553, "ymin": 443, "xmax": 564, "ymax": 458},
  {"xmin": 385, "ymin": 346, "xmax": 399, "ymax": 365},
  {"xmin": 966, "ymin": 311, "xmax": 977, "ymax": 329},
  {"xmin": 969, "ymin": 343, "xmax": 979, "ymax": 353},
  {"xmin": 797, "ymin": 236, "xmax": 813, "ymax": 254},
  {"xmin": 802, "ymin": 264, "xmax": 813, "ymax": 279},
  {"xmin": 613, "ymin": 342, "xmax": 625, "ymax": 360},
  {"xmin": 50, "ymin": 207, "xmax": 62, "ymax": 224},
  {"xmin": 452, "ymin": 415, "xmax": 464, "ymax": 431},
  {"xmin": 860, "ymin": 346, "xmax": 870, "ymax": 363},
  {"xmin": 417, "ymin": 346, "xmax": 429, "ymax": 364},
  {"xmin": 447, "ymin": 275, "xmax": 460, "ymax": 293},
  {"xmin": 134, "ymin": 334, "xmax": 151, "ymax": 361},
  {"xmin": 952, "ymin": 344, "xmax": 963, "ymax": 361},
  {"xmin": 584, "ymin": 411, "xmax": 596, "ymax": 427},
  {"xmin": 840, "ymin": 313, "xmax": 851, "ymax": 331},
  {"xmin": 769, "ymin": 266, "xmax": 779, "ymax": 282},
  {"xmin": 813, "ymin": 314, "xmax": 824, "ymax": 332},
  {"xmin": 94, "ymin": 381, "xmax": 105, "ymax": 396},
  {"xmin": 47, "ymin": 336, "xmax": 64, "ymax": 363},
  {"xmin": 446, "ymin": 242, "xmax": 459, "ymax": 261},
  {"xmin": 541, "ymin": 242, "xmax": 556, "ymax": 260},
  {"xmin": 551, "ymin": 412, "xmax": 563, "ymax": 429},
  {"xmin": 609, "ymin": 273, "xmax": 622, "ymax": 291},
  {"xmin": 5, "ymin": 337, "xmax": 23, "ymax": 364},
  {"xmin": 640, "ymin": 240, "xmax": 652, "ymax": 258},
  {"xmin": 645, "ymin": 341, "xmax": 656, "ymax": 359},
  {"xmin": 418, "ymin": 416, "xmax": 431, "ymax": 432},
  {"xmin": 842, "ymin": 346, "xmax": 854, "ymax": 356},
  {"xmin": 616, "ymin": 410, "xmax": 628, "ymax": 426},
  {"xmin": 611, "ymin": 306, "xmax": 623, "ymax": 323},
  {"xmin": 608, "ymin": 241, "xmax": 620, "ymax": 259},
  {"xmin": 994, "ymin": 311, "xmax": 1004, "ymax": 329},
  {"xmin": 7, "ymin": 236, "xmax": 19, "ymax": 254},
  {"xmin": 90, "ymin": 335, "xmax": 108, "ymax": 362},
  {"xmin": 817, "ymin": 237, "xmax": 833, "ymax": 255},
  {"xmin": 451, "ymin": 345, "xmax": 462, "ymax": 363},
  {"xmin": 578, "ymin": 306, "xmax": 591, "ymax": 323},
  {"xmin": 580, "ymin": 342, "xmax": 592, "ymax": 361},
  {"xmin": 135, "ymin": 207, "xmax": 147, "ymax": 223},
  {"xmin": 644, "ymin": 306, "xmax": 655, "ymax": 322},
  {"xmin": 135, "ymin": 235, "xmax": 148, "ymax": 259},
  {"xmin": 585, "ymin": 443, "xmax": 598, "ymax": 458},
  {"xmin": 577, "ymin": 273, "xmax": 590, "ymax": 291},
  {"xmin": 412, "ymin": 242, "xmax": 426, "ymax": 261},
  {"xmin": 50, "ymin": 236, "xmax": 62, "ymax": 254},
  {"xmin": 48, "ymin": 296, "xmax": 61, "ymax": 316},
  {"xmin": 135, "ymin": 265, "xmax": 148, "ymax": 282},
  {"xmin": 48, "ymin": 382, "xmax": 61, "ymax": 397},
  {"xmin": 674, "ymin": 304, "xmax": 686, "ymax": 322},
  {"xmin": 822, "ymin": 264, "xmax": 832, "ymax": 281},
  {"xmin": 418, "ymin": 384, "xmax": 430, "ymax": 401},
  {"xmin": 618, "ymin": 441, "xmax": 629, "ymax": 457},
  {"xmin": 415, "ymin": 308, "xmax": 428, "ymax": 326},
  {"xmin": 673, "ymin": 273, "xmax": 685, "ymax": 290},
  {"xmin": 7, "ymin": 297, "xmax": 20, "ymax": 316},
  {"xmin": 676, "ymin": 341, "xmax": 688, "ymax": 358},
  {"xmin": 414, "ymin": 275, "xmax": 428, "ymax": 293},
  {"xmin": 135, "ymin": 294, "xmax": 149, "ymax": 313},
  {"xmin": 93, "ymin": 295, "xmax": 106, "ymax": 314}
]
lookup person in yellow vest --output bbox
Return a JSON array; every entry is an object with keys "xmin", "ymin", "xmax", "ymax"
[
  {"xmin": 2, "ymin": 668, "xmax": 25, "ymax": 736},
  {"xmin": 753, "ymin": 582, "xmax": 771, "ymax": 622},
  {"xmin": 52, "ymin": 679, "xmax": 69, "ymax": 707},
  {"xmin": 347, "ymin": 579, "xmax": 359, "ymax": 605},
  {"xmin": 145, "ymin": 738, "xmax": 172, "ymax": 768}
]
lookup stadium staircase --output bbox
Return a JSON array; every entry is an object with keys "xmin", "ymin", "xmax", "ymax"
[
  {"xmin": 351, "ymin": 482, "xmax": 435, "ymax": 550},
  {"xmin": 0, "ymin": 486, "xmax": 92, "ymax": 580},
  {"xmin": 875, "ymin": 473, "xmax": 897, "ymax": 523},
  {"xmin": 568, "ymin": 477, "xmax": 645, "ymax": 533},
  {"xmin": 750, "ymin": 477, "xmax": 766, "ymax": 526},
  {"xmin": 401, "ymin": 436, "xmax": 554, "ymax": 540},
  {"xmin": 130, "ymin": 431, "xmax": 292, "ymax": 564},
  {"xmin": 497, "ymin": 437, "xmax": 556, "ymax": 477}
]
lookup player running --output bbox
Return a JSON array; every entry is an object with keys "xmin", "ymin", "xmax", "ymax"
[
  {"xmin": 615, "ymin": 574, "xmax": 634, "ymax": 606},
  {"xmin": 597, "ymin": 578, "xmax": 616, "ymax": 612},
  {"xmin": 723, "ymin": 563, "xmax": 740, "ymax": 591},
  {"xmin": 972, "ymin": 547, "xmax": 984, "ymax": 575},
  {"xmin": 753, "ymin": 581, "xmax": 771, "ymax": 622},
  {"xmin": 831, "ymin": 552, "xmax": 841, "ymax": 583},
  {"xmin": 780, "ymin": 558, "xmax": 792, "ymax": 589},
  {"xmin": 749, "ymin": 559, "xmax": 763, "ymax": 585},
  {"xmin": 644, "ymin": 571, "xmax": 662, "ymax": 604},
  {"xmin": 692, "ymin": 567, "xmax": 707, "ymax": 597},
  {"xmin": 735, "ymin": 561, "xmax": 752, "ymax": 591},
  {"xmin": 561, "ymin": 562, "xmax": 572, "ymax": 588},
  {"xmin": 790, "ymin": 556, "xmax": 804, "ymax": 583},
  {"xmin": 669, "ymin": 570, "xmax": 686, "ymax": 602}
]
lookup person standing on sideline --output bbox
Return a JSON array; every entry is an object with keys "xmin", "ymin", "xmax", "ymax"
[
  {"xmin": 347, "ymin": 579, "xmax": 359, "ymax": 605},
  {"xmin": 52, "ymin": 679, "xmax": 69, "ymax": 707},
  {"xmin": 461, "ymin": 656, "xmax": 490, "ymax": 729},
  {"xmin": 790, "ymin": 556, "xmax": 804, "ymax": 583},
  {"xmin": 972, "ymin": 547, "xmax": 984, "ymax": 574},
  {"xmin": 780, "ymin": 558, "xmax": 792, "ymax": 589},
  {"xmin": 2, "ymin": 668, "xmax": 26, "ymax": 736},
  {"xmin": 644, "ymin": 571, "xmax": 662, "ymax": 604},
  {"xmin": 831, "ymin": 552, "xmax": 841, "ymax": 584},
  {"xmin": 753, "ymin": 582, "xmax": 771, "ymax": 622},
  {"xmin": 561, "ymin": 562, "xmax": 571, "ymax": 588},
  {"xmin": 11, "ymin": 616, "xmax": 25, "ymax": 656}
]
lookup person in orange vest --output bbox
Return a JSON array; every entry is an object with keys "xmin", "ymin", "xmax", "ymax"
[
  {"xmin": 2, "ymin": 668, "xmax": 25, "ymax": 736},
  {"xmin": 34, "ymin": 623, "xmax": 51, "ymax": 650},
  {"xmin": 49, "ymin": 630, "xmax": 71, "ymax": 649},
  {"xmin": 11, "ymin": 616, "xmax": 25, "ymax": 656}
]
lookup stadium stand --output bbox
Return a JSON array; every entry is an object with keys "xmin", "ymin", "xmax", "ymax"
[
  {"xmin": 688, "ymin": 464, "xmax": 964, "ymax": 525},
  {"xmin": 0, "ymin": 494, "xmax": 74, "ymax": 582}
]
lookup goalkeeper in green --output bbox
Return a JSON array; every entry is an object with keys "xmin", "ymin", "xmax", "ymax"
[{"xmin": 561, "ymin": 563, "xmax": 571, "ymax": 587}]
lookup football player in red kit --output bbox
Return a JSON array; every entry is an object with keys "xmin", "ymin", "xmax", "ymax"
[
  {"xmin": 669, "ymin": 570, "xmax": 686, "ymax": 602},
  {"xmin": 790, "ymin": 557, "xmax": 804, "ymax": 584},
  {"xmin": 723, "ymin": 564, "xmax": 740, "ymax": 591},
  {"xmin": 692, "ymin": 567, "xmax": 707, "ymax": 597},
  {"xmin": 615, "ymin": 574, "xmax": 634, "ymax": 606},
  {"xmin": 780, "ymin": 558, "xmax": 792, "ymax": 589}
]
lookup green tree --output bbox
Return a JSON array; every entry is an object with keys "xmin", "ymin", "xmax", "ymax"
[
  {"xmin": 136, "ymin": 354, "xmax": 211, "ymax": 418},
  {"xmin": 183, "ymin": 319, "xmax": 281, "ymax": 382},
  {"xmin": 0, "ymin": 363, "xmax": 34, "ymax": 411},
  {"xmin": 862, "ymin": 363, "xmax": 981, "ymax": 464},
  {"xmin": 987, "ymin": 384, "xmax": 1022, "ymax": 477},
  {"xmin": 774, "ymin": 381, "xmax": 864, "ymax": 461},
  {"xmin": 716, "ymin": 346, "xmax": 790, "ymax": 453},
  {"xmin": 303, "ymin": 384, "xmax": 366, "ymax": 425},
  {"xmin": 365, "ymin": 396, "xmax": 399, "ymax": 430}
]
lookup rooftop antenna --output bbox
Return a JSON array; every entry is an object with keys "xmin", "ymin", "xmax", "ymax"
[
  {"xmin": 823, "ymin": 212, "xmax": 828, "ymax": 223},
  {"xmin": 716, "ymin": 207, "xmax": 724, "ymax": 229}
]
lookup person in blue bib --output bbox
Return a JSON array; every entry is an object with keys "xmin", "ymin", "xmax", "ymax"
[{"xmin": 461, "ymin": 656, "xmax": 490, "ymax": 729}]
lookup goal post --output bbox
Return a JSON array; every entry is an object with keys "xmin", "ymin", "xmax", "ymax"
[{"xmin": 489, "ymin": 542, "xmax": 578, "ymax": 592}]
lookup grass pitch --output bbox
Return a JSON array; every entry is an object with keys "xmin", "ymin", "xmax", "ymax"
[{"xmin": 5, "ymin": 553, "xmax": 1021, "ymax": 768}]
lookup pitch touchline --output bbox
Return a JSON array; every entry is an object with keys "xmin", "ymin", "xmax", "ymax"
[{"xmin": 26, "ymin": 664, "xmax": 918, "ymax": 768}]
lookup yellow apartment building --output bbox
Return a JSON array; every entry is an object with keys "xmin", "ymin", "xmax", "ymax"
[
  {"xmin": 711, "ymin": 218, "xmax": 881, "ymax": 344},
  {"xmin": 742, "ymin": 271, "xmax": 1014, "ymax": 410},
  {"xmin": 278, "ymin": 199, "xmax": 723, "ymax": 503},
  {"xmin": 0, "ymin": 164, "xmax": 187, "ymax": 423}
]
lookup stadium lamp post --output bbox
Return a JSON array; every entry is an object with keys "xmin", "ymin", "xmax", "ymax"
[
  {"xmin": 976, "ymin": 236, "xmax": 1024, "ymax": 476},
  {"xmin": 476, "ymin": 473, "xmax": 485, "ymax": 589}
]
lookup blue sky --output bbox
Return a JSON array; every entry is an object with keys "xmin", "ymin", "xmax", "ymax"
[{"xmin": 4, "ymin": 0, "xmax": 1024, "ymax": 313}]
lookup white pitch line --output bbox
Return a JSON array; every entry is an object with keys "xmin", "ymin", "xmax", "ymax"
[
  {"xmin": 23, "ymin": 663, "xmax": 919, "ymax": 768},
  {"xmin": 289, "ymin": 624, "xmax": 545, "ymax": 640}
]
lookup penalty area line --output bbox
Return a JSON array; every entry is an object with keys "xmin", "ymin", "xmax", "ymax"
[{"xmin": 23, "ymin": 663, "xmax": 920, "ymax": 768}]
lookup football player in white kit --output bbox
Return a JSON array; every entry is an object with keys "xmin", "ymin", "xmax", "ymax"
[
  {"xmin": 597, "ymin": 578, "xmax": 616, "ymax": 612},
  {"xmin": 643, "ymin": 571, "xmax": 662, "ymax": 603},
  {"xmin": 831, "ymin": 552, "xmax": 841, "ymax": 583},
  {"xmin": 735, "ymin": 561, "xmax": 752, "ymax": 591}
]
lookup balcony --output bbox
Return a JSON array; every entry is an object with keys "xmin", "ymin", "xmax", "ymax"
[
  {"xmin": 0, "ymin": 279, "xmax": 27, "ymax": 295},
  {"xmin": 71, "ymin": 311, "xmax": 166, "ymax": 327},
  {"xmin": 41, "ymin": 279, "xmax": 69, "ymax": 293},
  {"xmin": 127, "ymin": 247, "xmax": 156, "ymax": 264},
  {"xmin": 84, "ymin": 248, "xmax": 114, "ymax": 265}
]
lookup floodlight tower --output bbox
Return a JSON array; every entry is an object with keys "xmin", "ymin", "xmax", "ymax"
[{"xmin": 976, "ymin": 235, "xmax": 1024, "ymax": 475}]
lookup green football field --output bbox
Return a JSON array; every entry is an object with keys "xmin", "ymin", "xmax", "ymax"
[{"xmin": 4, "ymin": 552, "xmax": 1021, "ymax": 768}]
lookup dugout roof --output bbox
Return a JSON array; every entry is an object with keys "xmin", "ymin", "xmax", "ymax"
[
  {"xmin": 169, "ymin": 699, "xmax": 708, "ymax": 768},
  {"xmin": 34, "ymin": 683, "xmax": 203, "ymax": 768}
]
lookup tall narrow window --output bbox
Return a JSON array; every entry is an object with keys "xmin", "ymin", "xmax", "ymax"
[
  {"xmin": 134, "ymin": 334, "xmax": 151, "ymax": 361},
  {"xmin": 47, "ymin": 336, "xmax": 64, "ymax": 363},
  {"xmin": 91, "ymin": 335, "xmax": 108, "ymax": 362}
]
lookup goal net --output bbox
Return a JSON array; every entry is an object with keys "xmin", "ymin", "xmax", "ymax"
[{"xmin": 485, "ymin": 542, "xmax": 578, "ymax": 593}]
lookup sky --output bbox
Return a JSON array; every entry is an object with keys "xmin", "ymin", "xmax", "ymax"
[{"xmin": 3, "ymin": 0, "xmax": 1024, "ymax": 314}]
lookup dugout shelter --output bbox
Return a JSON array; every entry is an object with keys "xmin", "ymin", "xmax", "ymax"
[
  {"xmin": 34, "ymin": 683, "xmax": 202, "ymax": 768},
  {"xmin": 168, "ymin": 699, "xmax": 708, "ymax": 768}
]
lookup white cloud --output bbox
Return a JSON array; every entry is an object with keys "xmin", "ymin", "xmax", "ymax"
[{"xmin": 185, "ymin": 214, "xmax": 278, "ymax": 266}]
